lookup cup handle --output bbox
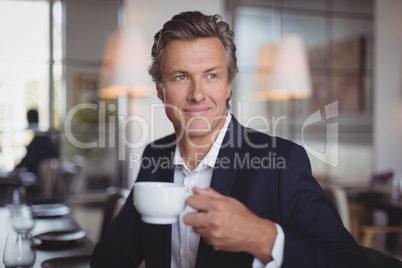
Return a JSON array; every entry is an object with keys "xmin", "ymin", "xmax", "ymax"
[{"xmin": 180, "ymin": 192, "xmax": 198, "ymax": 218}]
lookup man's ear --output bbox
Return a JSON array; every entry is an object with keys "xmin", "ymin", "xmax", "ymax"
[
  {"xmin": 226, "ymin": 84, "xmax": 232, "ymax": 99},
  {"xmin": 156, "ymin": 84, "xmax": 164, "ymax": 102}
]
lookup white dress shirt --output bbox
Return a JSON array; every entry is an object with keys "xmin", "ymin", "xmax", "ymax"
[{"xmin": 171, "ymin": 113, "xmax": 284, "ymax": 268}]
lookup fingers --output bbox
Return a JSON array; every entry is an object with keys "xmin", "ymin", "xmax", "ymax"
[
  {"xmin": 192, "ymin": 187, "xmax": 221, "ymax": 197},
  {"xmin": 183, "ymin": 210, "xmax": 208, "ymax": 227},
  {"xmin": 183, "ymin": 187, "xmax": 278, "ymax": 257},
  {"xmin": 186, "ymin": 187, "xmax": 223, "ymax": 212},
  {"xmin": 183, "ymin": 187, "xmax": 224, "ymax": 228}
]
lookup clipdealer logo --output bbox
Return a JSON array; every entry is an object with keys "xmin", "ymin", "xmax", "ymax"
[
  {"xmin": 302, "ymin": 101, "xmax": 339, "ymax": 167},
  {"xmin": 64, "ymin": 101, "xmax": 339, "ymax": 167}
]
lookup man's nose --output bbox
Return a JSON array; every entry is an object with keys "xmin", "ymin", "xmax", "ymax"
[{"xmin": 188, "ymin": 80, "xmax": 205, "ymax": 103}]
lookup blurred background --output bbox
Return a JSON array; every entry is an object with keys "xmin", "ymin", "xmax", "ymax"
[{"xmin": 0, "ymin": 0, "xmax": 401, "ymax": 259}]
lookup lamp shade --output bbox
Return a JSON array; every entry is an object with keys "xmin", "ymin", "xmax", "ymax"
[
  {"xmin": 265, "ymin": 35, "xmax": 312, "ymax": 100},
  {"xmin": 254, "ymin": 44, "xmax": 276, "ymax": 100},
  {"xmin": 99, "ymin": 26, "xmax": 154, "ymax": 98}
]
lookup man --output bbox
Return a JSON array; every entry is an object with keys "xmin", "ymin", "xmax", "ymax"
[
  {"xmin": 15, "ymin": 109, "xmax": 59, "ymax": 182},
  {"xmin": 91, "ymin": 11, "xmax": 369, "ymax": 267}
]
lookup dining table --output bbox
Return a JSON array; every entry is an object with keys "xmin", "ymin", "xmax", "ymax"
[{"xmin": 0, "ymin": 205, "xmax": 94, "ymax": 268}]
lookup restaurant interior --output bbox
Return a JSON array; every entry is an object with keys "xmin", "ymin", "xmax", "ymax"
[{"xmin": 0, "ymin": 0, "xmax": 402, "ymax": 267}]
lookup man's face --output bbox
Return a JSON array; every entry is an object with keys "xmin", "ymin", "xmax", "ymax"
[{"xmin": 157, "ymin": 37, "xmax": 231, "ymax": 142}]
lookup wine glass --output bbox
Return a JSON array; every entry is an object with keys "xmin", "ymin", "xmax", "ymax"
[
  {"xmin": 6, "ymin": 185, "xmax": 29, "ymax": 207},
  {"xmin": 6, "ymin": 185, "xmax": 36, "ymax": 234},
  {"xmin": 3, "ymin": 232, "xmax": 36, "ymax": 268},
  {"xmin": 10, "ymin": 205, "xmax": 36, "ymax": 234}
]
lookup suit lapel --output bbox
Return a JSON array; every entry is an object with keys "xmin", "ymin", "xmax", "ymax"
[
  {"xmin": 211, "ymin": 116, "xmax": 241, "ymax": 195},
  {"xmin": 162, "ymin": 166, "xmax": 174, "ymax": 268},
  {"xmin": 147, "ymin": 138, "xmax": 176, "ymax": 268},
  {"xmin": 211, "ymin": 117, "xmax": 242, "ymax": 195},
  {"xmin": 195, "ymin": 117, "xmax": 242, "ymax": 267}
]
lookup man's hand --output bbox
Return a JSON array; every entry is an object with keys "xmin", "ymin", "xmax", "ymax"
[{"xmin": 183, "ymin": 187, "xmax": 277, "ymax": 264}]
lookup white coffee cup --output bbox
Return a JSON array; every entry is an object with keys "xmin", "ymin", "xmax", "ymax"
[{"xmin": 133, "ymin": 181, "xmax": 188, "ymax": 224}]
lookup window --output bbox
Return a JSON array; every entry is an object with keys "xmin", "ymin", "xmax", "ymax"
[
  {"xmin": 0, "ymin": 0, "xmax": 122, "ymax": 195},
  {"xmin": 227, "ymin": 0, "xmax": 374, "ymax": 181},
  {"xmin": 0, "ymin": 0, "xmax": 62, "ymax": 171},
  {"xmin": 228, "ymin": 0, "xmax": 373, "ymax": 142}
]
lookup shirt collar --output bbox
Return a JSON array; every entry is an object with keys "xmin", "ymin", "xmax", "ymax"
[{"xmin": 173, "ymin": 113, "xmax": 232, "ymax": 170}]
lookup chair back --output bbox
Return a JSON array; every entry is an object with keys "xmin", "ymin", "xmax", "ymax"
[
  {"xmin": 100, "ymin": 187, "xmax": 130, "ymax": 237},
  {"xmin": 0, "ymin": 177, "xmax": 23, "ymax": 206},
  {"xmin": 57, "ymin": 155, "xmax": 87, "ymax": 202},
  {"xmin": 38, "ymin": 158, "xmax": 60, "ymax": 199}
]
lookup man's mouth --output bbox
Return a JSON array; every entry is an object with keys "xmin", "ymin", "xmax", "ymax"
[{"xmin": 183, "ymin": 107, "xmax": 210, "ymax": 115}]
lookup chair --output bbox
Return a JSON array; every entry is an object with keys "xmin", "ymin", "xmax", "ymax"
[
  {"xmin": 356, "ymin": 206, "xmax": 402, "ymax": 248},
  {"xmin": 113, "ymin": 195, "xmax": 126, "ymax": 219},
  {"xmin": 98, "ymin": 187, "xmax": 145, "ymax": 268},
  {"xmin": 37, "ymin": 158, "xmax": 60, "ymax": 200},
  {"xmin": 0, "ymin": 176, "xmax": 24, "ymax": 206},
  {"xmin": 360, "ymin": 225, "xmax": 402, "ymax": 248},
  {"xmin": 58, "ymin": 155, "xmax": 87, "ymax": 202},
  {"xmin": 350, "ymin": 192, "xmax": 402, "ymax": 248},
  {"xmin": 99, "ymin": 187, "xmax": 130, "ymax": 237},
  {"xmin": 17, "ymin": 158, "xmax": 60, "ymax": 204},
  {"xmin": 324, "ymin": 184, "xmax": 402, "ymax": 248}
]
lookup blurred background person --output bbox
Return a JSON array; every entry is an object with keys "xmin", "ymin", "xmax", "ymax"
[{"xmin": 15, "ymin": 109, "xmax": 59, "ymax": 191}]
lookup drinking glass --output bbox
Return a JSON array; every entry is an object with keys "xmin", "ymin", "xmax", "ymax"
[
  {"xmin": 10, "ymin": 205, "xmax": 36, "ymax": 234},
  {"xmin": 3, "ymin": 232, "xmax": 36, "ymax": 268},
  {"xmin": 6, "ymin": 185, "xmax": 29, "ymax": 207},
  {"xmin": 6, "ymin": 185, "xmax": 36, "ymax": 233}
]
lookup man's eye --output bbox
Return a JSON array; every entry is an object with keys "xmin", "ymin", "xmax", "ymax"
[
  {"xmin": 176, "ymin": 75, "xmax": 186, "ymax": 80},
  {"xmin": 207, "ymin": 74, "xmax": 217, "ymax": 79}
]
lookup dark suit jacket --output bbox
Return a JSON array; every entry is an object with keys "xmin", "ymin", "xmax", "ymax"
[
  {"xmin": 16, "ymin": 134, "xmax": 59, "ymax": 177},
  {"xmin": 91, "ymin": 116, "xmax": 369, "ymax": 268}
]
